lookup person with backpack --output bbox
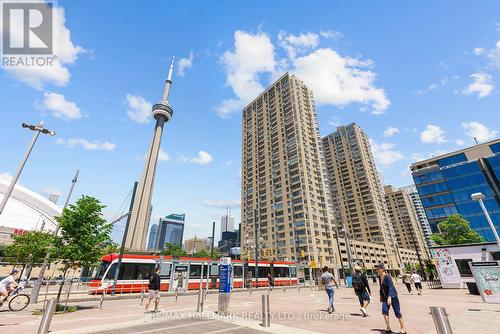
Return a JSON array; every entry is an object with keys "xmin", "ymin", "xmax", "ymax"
[
  {"xmin": 144, "ymin": 267, "xmax": 161, "ymax": 313},
  {"xmin": 321, "ymin": 266, "xmax": 339, "ymax": 313},
  {"xmin": 352, "ymin": 265, "xmax": 371, "ymax": 317}
]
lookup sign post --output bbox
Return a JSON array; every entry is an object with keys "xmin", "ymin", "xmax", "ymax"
[
  {"xmin": 469, "ymin": 261, "xmax": 500, "ymax": 304},
  {"xmin": 218, "ymin": 257, "xmax": 232, "ymax": 315}
]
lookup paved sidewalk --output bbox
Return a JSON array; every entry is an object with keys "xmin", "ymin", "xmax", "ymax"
[{"xmin": 1, "ymin": 283, "xmax": 499, "ymax": 334}]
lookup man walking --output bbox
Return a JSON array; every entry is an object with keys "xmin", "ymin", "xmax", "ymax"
[
  {"xmin": 321, "ymin": 266, "xmax": 339, "ymax": 313},
  {"xmin": 144, "ymin": 267, "xmax": 161, "ymax": 313},
  {"xmin": 352, "ymin": 265, "xmax": 371, "ymax": 317},
  {"xmin": 411, "ymin": 271, "xmax": 423, "ymax": 296}
]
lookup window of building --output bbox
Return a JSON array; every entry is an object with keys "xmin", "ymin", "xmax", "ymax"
[{"xmin": 454, "ymin": 259, "xmax": 473, "ymax": 277}]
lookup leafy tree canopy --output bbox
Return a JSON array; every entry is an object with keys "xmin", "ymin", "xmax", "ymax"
[
  {"xmin": 161, "ymin": 243, "xmax": 187, "ymax": 257},
  {"xmin": 430, "ymin": 214, "xmax": 484, "ymax": 246},
  {"xmin": 4, "ymin": 231, "xmax": 57, "ymax": 266},
  {"xmin": 55, "ymin": 196, "xmax": 112, "ymax": 271}
]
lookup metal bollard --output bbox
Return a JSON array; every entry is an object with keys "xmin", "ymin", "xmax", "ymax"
[
  {"xmin": 197, "ymin": 288, "xmax": 204, "ymax": 312},
  {"xmin": 430, "ymin": 307, "xmax": 453, "ymax": 334},
  {"xmin": 261, "ymin": 294, "xmax": 270, "ymax": 327},
  {"xmin": 175, "ymin": 288, "xmax": 179, "ymax": 302},
  {"xmin": 99, "ymin": 293, "xmax": 105, "ymax": 309},
  {"xmin": 283, "ymin": 285, "xmax": 286, "ymax": 293},
  {"xmin": 37, "ymin": 298, "xmax": 57, "ymax": 334}
]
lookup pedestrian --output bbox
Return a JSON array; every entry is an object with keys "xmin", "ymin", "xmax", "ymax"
[
  {"xmin": 352, "ymin": 265, "xmax": 371, "ymax": 317},
  {"xmin": 411, "ymin": 271, "xmax": 423, "ymax": 296},
  {"xmin": 320, "ymin": 266, "xmax": 339, "ymax": 313},
  {"xmin": 402, "ymin": 272, "xmax": 413, "ymax": 294},
  {"xmin": 144, "ymin": 267, "xmax": 161, "ymax": 313},
  {"xmin": 267, "ymin": 273, "xmax": 274, "ymax": 291},
  {"xmin": 375, "ymin": 263, "xmax": 406, "ymax": 334}
]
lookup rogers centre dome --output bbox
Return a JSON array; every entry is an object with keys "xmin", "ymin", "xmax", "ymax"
[{"xmin": 0, "ymin": 178, "xmax": 62, "ymax": 232}]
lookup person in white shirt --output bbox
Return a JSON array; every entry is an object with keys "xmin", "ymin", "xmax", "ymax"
[
  {"xmin": 411, "ymin": 271, "xmax": 423, "ymax": 295},
  {"xmin": 320, "ymin": 266, "xmax": 339, "ymax": 313},
  {"xmin": 0, "ymin": 269, "xmax": 20, "ymax": 306}
]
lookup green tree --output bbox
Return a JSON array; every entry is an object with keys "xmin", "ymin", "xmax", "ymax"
[
  {"xmin": 100, "ymin": 241, "xmax": 120, "ymax": 255},
  {"xmin": 161, "ymin": 243, "xmax": 187, "ymax": 257},
  {"xmin": 210, "ymin": 249, "xmax": 221, "ymax": 260},
  {"xmin": 4, "ymin": 231, "xmax": 57, "ymax": 275},
  {"xmin": 55, "ymin": 196, "xmax": 112, "ymax": 274},
  {"xmin": 430, "ymin": 214, "xmax": 484, "ymax": 245},
  {"xmin": 191, "ymin": 249, "xmax": 210, "ymax": 258}
]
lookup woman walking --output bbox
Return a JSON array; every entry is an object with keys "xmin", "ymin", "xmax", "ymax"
[
  {"xmin": 375, "ymin": 264, "xmax": 406, "ymax": 334},
  {"xmin": 320, "ymin": 266, "xmax": 339, "ymax": 313}
]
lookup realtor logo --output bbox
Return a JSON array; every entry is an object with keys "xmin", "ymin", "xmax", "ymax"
[{"xmin": 2, "ymin": 2, "xmax": 53, "ymax": 55}]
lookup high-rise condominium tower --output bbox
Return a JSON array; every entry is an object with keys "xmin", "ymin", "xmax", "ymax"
[
  {"xmin": 384, "ymin": 185, "xmax": 429, "ymax": 260},
  {"xmin": 322, "ymin": 123, "xmax": 398, "ymax": 268},
  {"xmin": 241, "ymin": 73, "xmax": 335, "ymax": 269},
  {"xmin": 400, "ymin": 184, "xmax": 433, "ymax": 248}
]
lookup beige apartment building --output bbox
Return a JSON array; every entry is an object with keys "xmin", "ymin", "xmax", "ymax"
[
  {"xmin": 321, "ymin": 123, "xmax": 400, "ymax": 268},
  {"xmin": 384, "ymin": 185, "xmax": 429, "ymax": 260},
  {"xmin": 184, "ymin": 237, "xmax": 210, "ymax": 254},
  {"xmin": 240, "ymin": 73, "xmax": 337, "ymax": 271}
]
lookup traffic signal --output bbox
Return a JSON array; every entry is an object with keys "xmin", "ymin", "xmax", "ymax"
[{"xmin": 300, "ymin": 250, "xmax": 305, "ymax": 258}]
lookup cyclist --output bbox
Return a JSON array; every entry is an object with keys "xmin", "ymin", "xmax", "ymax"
[{"xmin": 0, "ymin": 269, "xmax": 20, "ymax": 306}]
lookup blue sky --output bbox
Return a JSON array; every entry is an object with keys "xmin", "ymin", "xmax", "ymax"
[{"xmin": 1, "ymin": 0, "xmax": 499, "ymax": 243}]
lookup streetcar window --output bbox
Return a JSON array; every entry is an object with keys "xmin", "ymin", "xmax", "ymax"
[
  {"xmin": 105, "ymin": 263, "xmax": 117, "ymax": 280},
  {"xmin": 290, "ymin": 266, "xmax": 297, "ymax": 277},
  {"xmin": 160, "ymin": 263, "xmax": 171, "ymax": 278},
  {"xmin": 210, "ymin": 264, "xmax": 219, "ymax": 277},
  {"xmin": 190, "ymin": 264, "xmax": 202, "ymax": 278},
  {"xmin": 119, "ymin": 263, "xmax": 136, "ymax": 280},
  {"xmin": 94, "ymin": 261, "xmax": 111, "ymax": 280},
  {"xmin": 137, "ymin": 264, "xmax": 155, "ymax": 279},
  {"xmin": 248, "ymin": 266, "xmax": 255, "ymax": 278},
  {"xmin": 233, "ymin": 265, "xmax": 242, "ymax": 278},
  {"xmin": 273, "ymin": 267, "xmax": 289, "ymax": 278},
  {"xmin": 258, "ymin": 267, "xmax": 270, "ymax": 278}
]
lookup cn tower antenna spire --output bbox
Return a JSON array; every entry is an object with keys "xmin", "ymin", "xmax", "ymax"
[{"xmin": 162, "ymin": 55, "xmax": 175, "ymax": 102}]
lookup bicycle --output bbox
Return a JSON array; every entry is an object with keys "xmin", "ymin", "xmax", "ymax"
[{"xmin": 0, "ymin": 286, "xmax": 30, "ymax": 311}]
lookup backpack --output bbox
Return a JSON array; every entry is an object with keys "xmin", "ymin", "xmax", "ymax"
[{"xmin": 352, "ymin": 273, "xmax": 364, "ymax": 291}]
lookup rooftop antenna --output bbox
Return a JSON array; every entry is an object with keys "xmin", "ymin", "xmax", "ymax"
[
  {"xmin": 473, "ymin": 137, "xmax": 479, "ymax": 145},
  {"xmin": 162, "ymin": 55, "xmax": 175, "ymax": 102}
]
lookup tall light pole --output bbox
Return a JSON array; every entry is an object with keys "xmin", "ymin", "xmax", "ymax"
[
  {"xmin": 31, "ymin": 169, "xmax": 79, "ymax": 303},
  {"xmin": 471, "ymin": 192, "xmax": 500, "ymax": 248},
  {"xmin": 0, "ymin": 121, "xmax": 55, "ymax": 216}
]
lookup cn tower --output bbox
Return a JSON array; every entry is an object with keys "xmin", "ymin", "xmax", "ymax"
[{"xmin": 125, "ymin": 57, "xmax": 175, "ymax": 251}]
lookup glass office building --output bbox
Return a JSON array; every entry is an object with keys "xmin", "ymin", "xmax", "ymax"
[
  {"xmin": 410, "ymin": 139, "xmax": 500, "ymax": 241},
  {"xmin": 156, "ymin": 213, "xmax": 185, "ymax": 249}
]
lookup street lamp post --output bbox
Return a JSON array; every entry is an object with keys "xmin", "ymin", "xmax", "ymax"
[
  {"xmin": 0, "ymin": 121, "xmax": 55, "ymax": 216},
  {"xmin": 472, "ymin": 192, "xmax": 500, "ymax": 248}
]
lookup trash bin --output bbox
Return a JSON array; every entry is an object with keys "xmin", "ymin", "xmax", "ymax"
[
  {"xmin": 346, "ymin": 275, "xmax": 353, "ymax": 288},
  {"xmin": 466, "ymin": 282, "xmax": 480, "ymax": 295}
]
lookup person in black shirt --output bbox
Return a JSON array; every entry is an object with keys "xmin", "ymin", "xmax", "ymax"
[
  {"xmin": 352, "ymin": 265, "xmax": 371, "ymax": 317},
  {"xmin": 144, "ymin": 267, "xmax": 161, "ymax": 313}
]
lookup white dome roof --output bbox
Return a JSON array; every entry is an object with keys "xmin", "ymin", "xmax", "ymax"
[{"xmin": 0, "ymin": 179, "xmax": 62, "ymax": 232}]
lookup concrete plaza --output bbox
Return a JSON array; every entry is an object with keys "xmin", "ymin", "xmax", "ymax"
[{"xmin": 1, "ymin": 283, "xmax": 499, "ymax": 334}]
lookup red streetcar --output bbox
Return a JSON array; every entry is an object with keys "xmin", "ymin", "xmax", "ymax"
[{"xmin": 89, "ymin": 254, "xmax": 298, "ymax": 293}]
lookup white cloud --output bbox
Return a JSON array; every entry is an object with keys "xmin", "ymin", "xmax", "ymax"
[
  {"xmin": 420, "ymin": 125, "xmax": 447, "ymax": 144},
  {"xmin": 41, "ymin": 186, "xmax": 62, "ymax": 196},
  {"xmin": 1, "ymin": 2, "xmax": 85, "ymax": 89},
  {"xmin": 43, "ymin": 92, "xmax": 81, "ymax": 120},
  {"xmin": 126, "ymin": 94, "xmax": 152, "ymax": 123},
  {"xmin": 328, "ymin": 116, "xmax": 341, "ymax": 128},
  {"xmin": 177, "ymin": 52, "xmax": 194, "ymax": 76},
  {"xmin": 191, "ymin": 151, "xmax": 213, "ymax": 165},
  {"xmin": 319, "ymin": 30, "xmax": 344, "ymax": 40},
  {"xmin": 410, "ymin": 150, "xmax": 448, "ymax": 163},
  {"xmin": 455, "ymin": 139, "xmax": 466, "ymax": 146},
  {"xmin": 202, "ymin": 199, "xmax": 241, "ymax": 209},
  {"xmin": 462, "ymin": 72, "xmax": 494, "ymax": 98},
  {"xmin": 489, "ymin": 41, "xmax": 500, "ymax": 69},
  {"xmin": 217, "ymin": 29, "xmax": 390, "ymax": 117},
  {"xmin": 292, "ymin": 48, "xmax": 390, "ymax": 114},
  {"xmin": 135, "ymin": 148, "xmax": 169, "ymax": 162},
  {"xmin": 56, "ymin": 138, "xmax": 116, "ymax": 151},
  {"xmin": 415, "ymin": 78, "xmax": 448, "ymax": 95},
  {"xmin": 216, "ymin": 30, "xmax": 276, "ymax": 117},
  {"xmin": 383, "ymin": 126, "xmax": 400, "ymax": 137},
  {"xmin": 370, "ymin": 140, "xmax": 404, "ymax": 166},
  {"xmin": 0, "ymin": 173, "xmax": 13, "ymax": 182},
  {"xmin": 473, "ymin": 47, "xmax": 485, "ymax": 56},
  {"xmin": 278, "ymin": 31, "xmax": 319, "ymax": 58},
  {"xmin": 461, "ymin": 121, "xmax": 498, "ymax": 142},
  {"xmin": 177, "ymin": 151, "xmax": 213, "ymax": 165}
]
